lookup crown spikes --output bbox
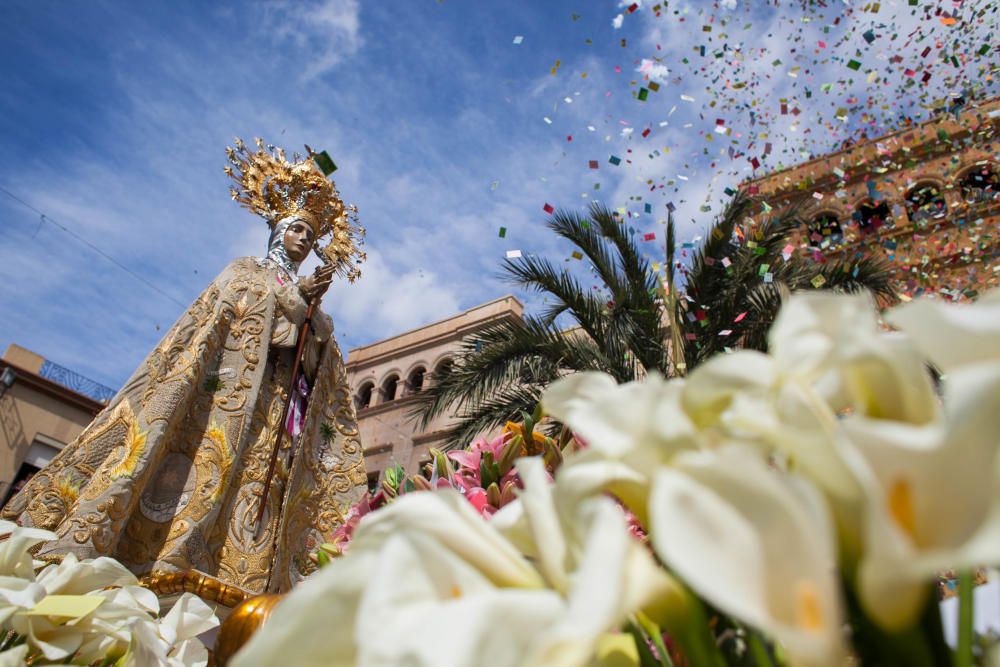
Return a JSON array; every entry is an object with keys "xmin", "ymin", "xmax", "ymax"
[{"xmin": 226, "ymin": 136, "xmax": 365, "ymax": 280}]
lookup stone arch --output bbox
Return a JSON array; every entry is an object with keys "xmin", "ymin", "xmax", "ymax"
[
  {"xmin": 805, "ymin": 208, "xmax": 846, "ymax": 248},
  {"xmin": 906, "ymin": 173, "xmax": 946, "ymax": 191},
  {"xmin": 355, "ymin": 381, "xmax": 375, "ymax": 410},
  {"xmin": 852, "ymin": 198, "xmax": 893, "ymax": 233},
  {"xmin": 404, "ymin": 364, "xmax": 427, "ymax": 395},
  {"xmin": 904, "ymin": 181, "xmax": 947, "ymax": 227},
  {"xmin": 380, "ymin": 373, "xmax": 401, "ymax": 403},
  {"xmin": 956, "ymin": 162, "xmax": 999, "ymax": 205},
  {"xmin": 429, "ymin": 356, "xmax": 455, "ymax": 387}
]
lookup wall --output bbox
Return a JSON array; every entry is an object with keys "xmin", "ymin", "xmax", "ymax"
[
  {"xmin": 743, "ymin": 95, "xmax": 1000, "ymax": 301},
  {"xmin": 0, "ymin": 345, "xmax": 103, "ymax": 502},
  {"xmin": 345, "ymin": 296, "xmax": 524, "ymax": 483}
]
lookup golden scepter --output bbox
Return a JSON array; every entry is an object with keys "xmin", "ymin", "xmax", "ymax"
[
  {"xmin": 254, "ymin": 287, "xmax": 320, "ymax": 529},
  {"xmin": 252, "ymin": 143, "xmax": 357, "ymax": 529}
]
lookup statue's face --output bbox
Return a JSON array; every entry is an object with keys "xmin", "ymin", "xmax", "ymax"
[{"xmin": 282, "ymin": 219, "xmax": 315, "ymax": 262}]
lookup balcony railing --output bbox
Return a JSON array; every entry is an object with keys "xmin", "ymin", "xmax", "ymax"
[{"xmin": 38, "ymin": 360, "xmax": 117, "ymax": 403}]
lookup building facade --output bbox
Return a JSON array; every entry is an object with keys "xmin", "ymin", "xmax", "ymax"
[
  {"xmin": 0, "ymin": 344, "xmax": 110, "ymax": 506},
  {"xmin": 1, "ymin": 297, "xmax": 526, "ymax": 505},
  {"xmin": 744, "ymin": 95, "xmax": 999, "ymax": 301},
  {"xmin": 344, "ymin": 295, "xmax": 524, "ymax": 488}
]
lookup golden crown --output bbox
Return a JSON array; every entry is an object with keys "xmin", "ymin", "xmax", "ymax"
[{"xmin": 225, "ymin": 137, "xmax": 366, "ymax": 282}]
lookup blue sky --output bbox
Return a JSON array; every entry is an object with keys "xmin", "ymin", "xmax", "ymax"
[{"xmin": 0, "ymin": 0, "xmax": 996, "ymax": 389}]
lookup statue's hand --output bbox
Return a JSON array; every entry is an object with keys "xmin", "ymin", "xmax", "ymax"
[{"xmin": 299, "ymin": 264, "xmax": 334, "ymax": 302}]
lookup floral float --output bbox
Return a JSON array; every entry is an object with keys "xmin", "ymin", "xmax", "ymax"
[{"xmin": 233, "ymin": 288, "xmax": 1000, "ymax": 667}]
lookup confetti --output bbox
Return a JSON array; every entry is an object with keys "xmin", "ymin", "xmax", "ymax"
[
  {"xmin": 498, "ymin": 227, "xmax": 507, "ymax": 238},
  {"xmin": 506, "ymin": 250, "xmax": 522, "ymax": 259},
  {"xmin": 543, "ymin": 203, "xmax": 554, "ymax": 214},
  {"xmin": 311, "ymin": 150, "xmax": 337, "ymax": 176},
  {"xmin": 513, "ymin": 35, "xmax": 524, "ymax": 44}
]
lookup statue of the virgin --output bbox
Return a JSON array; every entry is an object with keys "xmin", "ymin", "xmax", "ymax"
[{"xmin": 2, "ymin": 138, "xmax": 368, "ymax": 596}]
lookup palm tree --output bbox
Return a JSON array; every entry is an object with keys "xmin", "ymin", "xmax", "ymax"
[
  {"xmin": 411, "ymin": 202, "xmax": 670, "ymax": 448},
  {"xmin": 412, "ymin": 194, "xmax": 896, "ymax": 449},
  {"xmin": 675, "ymin": 192, "xmax": 896, "ymax": 370}
]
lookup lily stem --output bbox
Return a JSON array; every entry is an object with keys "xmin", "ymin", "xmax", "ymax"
[
  {"xmin": 955, "ymin": 569, "xmax": 975, "ymax": 667},
  {"xmin": 748, "ymin": 631, "xmax": 775, "ymax": 667}
]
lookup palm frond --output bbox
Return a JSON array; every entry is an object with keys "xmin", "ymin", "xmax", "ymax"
[
  {"xmin": 502, "ymin": 254, "xmax": 607, "ymax": 340},
  {"xmin": 433, "ymin": 384, "xmax": 545, "ymax": 450}
]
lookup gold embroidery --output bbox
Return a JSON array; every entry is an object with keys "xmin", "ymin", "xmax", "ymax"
[
  {"xmin": 110, "ymin": 409, "xmax": 148, "ymax": 480},
  {"xmin": 2, "ymin": 257, "xmax": 366, "ymax": 595}
]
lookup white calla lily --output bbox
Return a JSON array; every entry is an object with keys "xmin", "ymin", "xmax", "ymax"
[
  {"xmin": 680, "ymin": 349, "xmax": 776, "ymax": 431},
  {"xmin": 767, "ymin": 291, "xmax": 877, "ymax": 390},
  {"xmin": 356, "ymin": 528, "xmax": 564, "ymax": 667},
  {"xmin": 0, "ymin": 645, "xmax": 27, "ymax": 667},
  {"xmin": 513, "ymin": 456, "xmax": 678, "ymax": 610},
  {"xmin": 543, "ymin": 372, "xmax": 700, "ymax": 465},
  {"xmin": 681, "ymin": 349, "xmax": 863, "ymax": 512},
  {"xmin": 237, "ymin": 471, "xmax": 677, "ymax": 667},
  {"xmin": 351, "ymin": 488, "xmax": 543, "ymax": 588},
  {"xmin": 542, "ymin": 371, "xmax": 701, "ymax": 525},
  {"xmin": 650, "ymin": 445, "xmax": 847, "ymax": 667},
  {"xmin": 0, "ymin": 520, "xmax": 55, "ymax": 578},
  {"xmin": 233, "ymin": 548, "xmax": 374, "ymax": 667},
  {"xmin": 842, "ymin": 361, "xmax": 1000, "ymax": 630},
  {"xmin": 886, "ymin": 288, "xmax": 1000, "ymax": 371},
  {"xmin": 768, "ymin": 291, "xmax": 939, "ymax": 424}
]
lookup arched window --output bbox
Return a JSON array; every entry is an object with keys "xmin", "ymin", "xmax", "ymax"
[
  {"xmin": 406, "ymin": 366, "xmax": 426, "ymax": 395},
  {"xmin": 905, "ymin": 183, "xmax": 946, "ymax": 226},
  {"xmin": 381, "ymin": 374, "xmax": 400, "ymax": 402},
  {"xmin": 356, "ymin": 382, "xmax": 374, "ymax": 410},
  {"xmin": 431, "ymin": 358, "xmax": 454, "ymax": 386},
  {"xmin": 959, "ymin": 165, "xmax": 1000, "ymax": 205},
  {"xmin": 806, "ymin": 212, "xmax": 844, "ymax": 248},
  {"xmin": 854, "ymin": 200, "xmax": 892, "ymax": 233}
]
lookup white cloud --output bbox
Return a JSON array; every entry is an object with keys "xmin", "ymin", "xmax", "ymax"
[
  {"xmin": 636, "ymin": 58, "xmax": 668, "ymax": 84},
  {"xmin": 266, "ymin": 0, "xmax": 363, "ymax": 80},
  {"xmin": 326, "ymin": 248, "xmax": 461, "ymax": 346}
]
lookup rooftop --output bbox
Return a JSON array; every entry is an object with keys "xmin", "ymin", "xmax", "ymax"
[{"xmin": 2, "ymin": 344, "xmax": 116, "ymax": 405}]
